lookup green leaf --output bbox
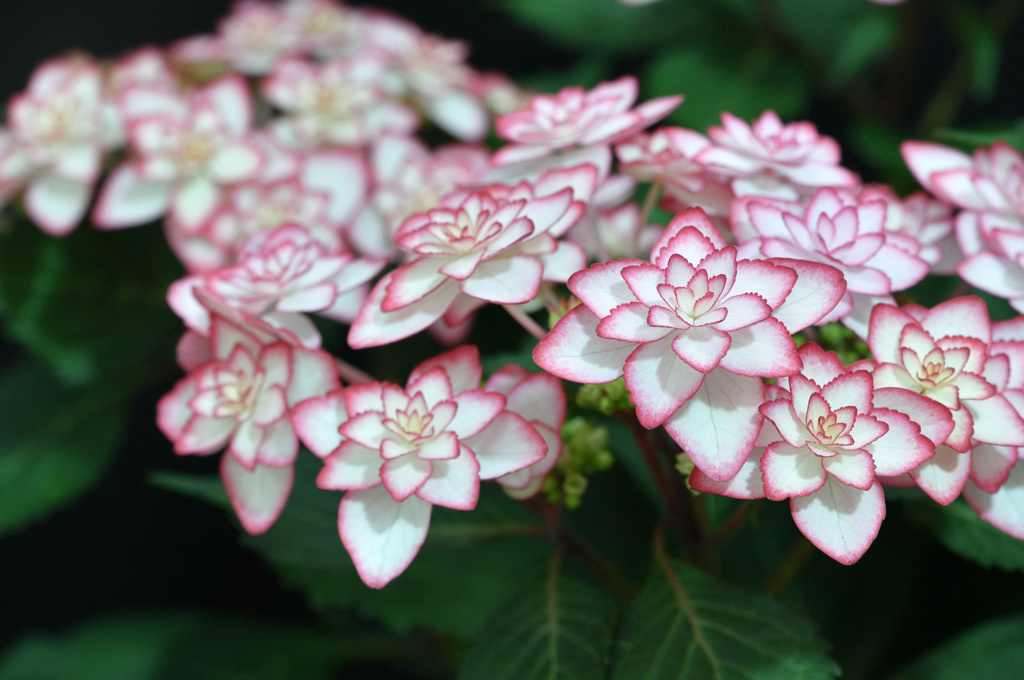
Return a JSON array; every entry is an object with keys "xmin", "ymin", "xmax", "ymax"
[
  {"xmin": 0, "ymin": 218, "xmax": 181, "ymax": 385},
  {"xmin": 889, "ymin": 614, "xmax": 1024, "ymax": 680},
  {"xmin": 459, "ymin": 565, "xmax": 619, "ymax": 680},
  {"xmin": 646, "ymin": 45, "xmax": 809, "ymax": 131},
  {"xmin": 0, "ymin": 360, "xmax": 131, "ymax": 537},
  {"xmin": 904, "ymin": 499, "xmax": 1024, "ymax": 572},
  {"xmin": 937, "ymin": 120, "xmax": 1024, "ymax": 153},
  {"xmin": 161, "ymin": 454, "xmax": 554, "ymax": 638},
  {"xmin": 610, "ymin": 560, "xmax": 840, "ymax": 679},
  {"xmin": 772, "ymin": 0, "xmax": 896, "ymax": 84},
  {"xmin": 0, "ymin": 611, "xmax": 400, "ymax": 680},
  {"xmin": 489, "ymin": 0, "xmax": 705, "ymax": 56}
]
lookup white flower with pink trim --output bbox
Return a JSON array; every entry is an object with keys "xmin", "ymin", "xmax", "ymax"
[
  {"xmin": 349, "ymin": 134, "xmax": 491, "ymax": 259},
  {"xmin": 348, "ymin": 165, "xmax": 593, "ymax": 349},
  {"xmin": 481, "ymin": 365, "xmax": 566, "ymax": 498},
  {"xmin": 615, "ymin": 126, "xmax": 733, "ymax": 218},
  {"xmin": 492, "ymin": 76, "xmax": 682, "ymax": 167},
  {"xmin": 857, "ymin": 184, "xmax": 957, "ymax": 274},
  {"xmin": 694, "ymin": 342, "xmax": 950, "ymax": 564},
  {"xmin": 358, "ymin": 12, "xmax": 489, "ymax": 141},
  {"xmin": 736, "ymin": 187, "xmax": 931, "ymax": 337},
  {"xmin": 962, "ymin": 316, "xmax": 1024, "ymax": 538},
  {"xmin": 262, "ymin": 56, "xmax": 419, "ymax": 149},
  {"xmin": 696, "ymin": 110, "xmax": 858, "ymax": 199},
  {"xmin": 0, "ymin": 56, "xmax": 108, "ymax": 235},
  {"xmin": 157, "ymin": 309, "xmax": 339, "ymax": 534},
  {"xmin": 92, "ymin": 75, "xmax": 263, "ymax": 235},
  {"xmin": 867, "ymin": 296, "xmax": 1024, "ymax": 504},
  {"xmin": 903, "ymin": 141, "xmax": 1024, "ymax": 312},
  {"xmin": 168, "ymin": 224, "xmax": 385, "ymax": 348},
  {"xmin": 290, "ymin": 346, "xmax": 548, "ymax": 588},
  {"xmin": 534, "ymin": 207, "xmax": 846, "ymax": 481}
]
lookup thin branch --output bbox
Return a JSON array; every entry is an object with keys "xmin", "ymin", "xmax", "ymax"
[
  {"xmin": 504, "ymin": 304, "xmax": 547, "ymax": 340},
  {"xmin": 638, "ymin": 181, "xmax": 663, "ymax": 227},
  {"xmin": 334, "ymin": 356, "xmax": 375, "ymax": 385}
]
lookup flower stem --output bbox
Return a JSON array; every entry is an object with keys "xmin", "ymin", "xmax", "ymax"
[
  {"xmin": 504, "ymin": 304, "xmax": 547, "ymax": 340},
  {"xmin": 334, "ymin": 356, "xmax": 375, "ymax": 384},
  {"xmin": 638, "ymin": 180, "xmax": 663, "ymax": 226}
]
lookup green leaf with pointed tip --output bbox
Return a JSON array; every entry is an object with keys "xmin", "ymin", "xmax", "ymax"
[
  {"xmin": 904, "ymin": 499, "xmax": 1024, "ymax": 572},
  {"xmin": 888, "ymin": 615, "xmax": 1024, "ymax": 680},
  {"xmin": 0, "ymin": 360, "xmax": 131, "ymax": 537},
  {"xmin": 0, "ymin": 611, "xmax": 403, "ymax": 680},
  {"xmin": 159, "ymin": 454, "xmax": 554, "ymax": 638},
  {"xmin": 459, "ymin": 568, "xmax": 619, "ymax": 680},
  {"xmin": 610, "ymin": 560, "xmax": 840, "ymax": 679},
  {"xmin": 0, "ymin": 217, "xmax": 181, "ymax": 385}
]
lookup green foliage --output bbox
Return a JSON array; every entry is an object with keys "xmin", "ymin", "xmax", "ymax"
[
  {"xmin": 610, "ymin": 560, "xmax": 841, "ymax": 679},
  {"xmin": 458, "ymin": 565, "xmax": 619, "ymax": 680},
  {"xmin": 646, "ymin": 45, "xmax": 809, "ymax": 131},
  {"xmin": 158, "ymin": 454, "xmax": 553, "ymax": 639},
  {"xmin": 0, "ymin": 611, "xmax": 400, "ymax": 680},
  {"xmin": 489, "ymin": 0, "xmax": 704, "ymax": 56},
  {"xmin": 904, "ymin": 498, "xmax": 1024, "ymax": 572},
  {"xmin": 0, "ymin": 360, "xmax": 130, "ymax": 537},
  {"xmin": 771, "ymin": 0, "xmax": 898, "ymax": 85},
  {"xmin": 889, "ymin": 615, "xmax": 1024, "ymax": 680},
  {"xmin": 0, "ymin": 216, "xmax": 181, "ymax": 385}
]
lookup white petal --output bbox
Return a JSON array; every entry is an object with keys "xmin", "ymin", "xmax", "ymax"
[
  {"xmin": 791, "ymin": 478, "xmax": 885, "ymax": 565},
  {"xmin": 220, "ymin": 456, "xmax": 293, "ymax": 535},
  {"xmin": 339, "ymin": 488, "xmax": 432, "ymax": 588}
]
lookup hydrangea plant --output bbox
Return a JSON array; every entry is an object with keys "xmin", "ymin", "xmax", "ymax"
[{"xmin": 4, "ymin": 1, "xmax": 1024, "ymax": 678}]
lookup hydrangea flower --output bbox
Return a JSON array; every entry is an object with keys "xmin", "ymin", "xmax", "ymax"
[
  {"xmin": 868, "ymin": 296, "xmax": 1024, "ymax": 503},
  {"xmin": 291, "ymin": 346, "xmax": 548, "ymax": 587},
  {"xmin": 157, "ymin": 308, "xmax": 339, "ymax": 534},
  {"xmin": 737, "ymin": 187, "xmax": 931, "ymax": 337},
  {"xmin": 348, "ymin": 165, "xmax": 592, "ymax": 348},
  {"xmin": 534, "ymin": 207, "xmax": 846, "ymax": 480},
  {"xmin": 492, "ymin": 76, "xmax": 681, "ymax": 166},
  {"xmin": 692, "ymin": 343, "xmax": 951, "ymax": 564},
  {"xmin": 0, "ymin": 56, "xmax": 109, "ymax": 235},
  {"xmin": 261, "ymin": 56, "xmax": 418, "ymax": 149},
  {"xmin": 168, "ymin": 224, "xmax": 385, "ymax": 347},
  {"xmin": 92, "ymin": 75, "xmax": 263, "ymax": 235},
  {"xmin": 903, "ymin": 141, "xmax": 1024, "ymax": 311},
  {"xmin": 696, "ymin": 110, "xmax": 858, "ymax": 199}
]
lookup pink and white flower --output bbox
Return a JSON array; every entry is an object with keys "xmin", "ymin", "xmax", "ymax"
[
  {"xmin": 168, "ymin": 224, "xmax": 386, "ymax": 347},
  {"xmin": 492, "ymin": 76, "xmax": 681, "ymax": 166},
  {"xmin": 867, "ymin": 297, "xmax": 1024, "ymax": 503},
  {"xmin": 157, "ymin": 309, "xmax": 339, "ymax": 534},
  {"xmin": 0, "ymin": 56, "xmax": 109, "ymax": 235},
  {"xmin": 534, "ymin": 207, "xmax": 846, "ymax": 480},
  {"xmin": 92, "ymin": 75, "xmax": 263, "ymax": 235},
  {"xmin": 291, "ymin": 346, "xmax": 547, "ymax": 587},
  {"xmin": 615, "ymin": 126, "xmax": 733, "ymax": 218},
  {"xmin": 696, "ymin": 110, "xmax": 858, "ymax": 199},
  {"xmin": 695, "ymin": 343, "xmax": 949, "ymax": 564},
  {"xmin": 348, "ymin": 165, "xmax": 593, "ymax": 348},
  {"xmin": 737, "ymin": 187, "xmax": 931, "ymax": 337},
  {"xmin": 349, "ymin": 134, "xmax": 490, "ymax": 259},
  {"xmin": 482, "ymin": 365, "xmax": 566, "ymax": 497},
  {"xmin": 903, "ymin": 141, "xmax": 1024, "ymax": 311},
  {"xmin": 262, "ymin": 56, "xmax": 419, "ymax": 149},
  {"xmin": 857, "ymin": 184, "xmax": 958, "ymax": 274},
  {"xmin": 358, "ymin": 12, "xmax": 489, "ymax": 141}
]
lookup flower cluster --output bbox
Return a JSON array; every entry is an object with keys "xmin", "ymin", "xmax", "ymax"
[{"xmin": 12, "ymin": 0, "xmax": 1024, "ymax": 588}]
